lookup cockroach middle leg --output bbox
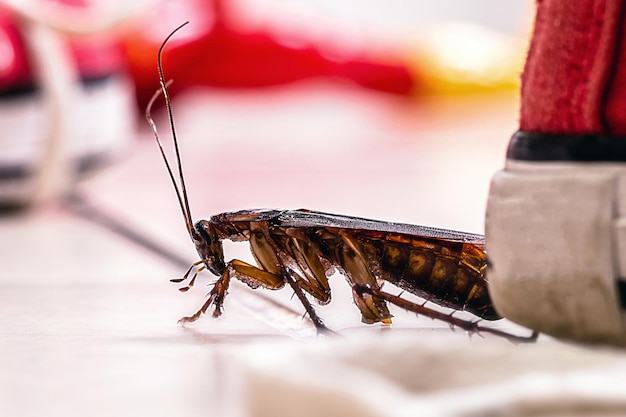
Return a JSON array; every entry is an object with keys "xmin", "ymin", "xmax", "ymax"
[
  {"xmin": 282, "ymin": 267, "xmax": 329, "ymax": 333},
  {"xmin": 354, "ymin": 285, "xmax": 538, "ymax": 343},
  {"xmin": 225, "ymin": 257, "xmax": 331, "ymax": 332}
]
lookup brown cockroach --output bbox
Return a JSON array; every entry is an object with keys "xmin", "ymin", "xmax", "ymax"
[{"xmin": 147, "ymin": 23, "xmax": 537, "ymax": 342}]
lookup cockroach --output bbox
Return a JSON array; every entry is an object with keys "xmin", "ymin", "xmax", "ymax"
[{"xmin": 147, "ymin": 23, "xmax": 537, "ymax": 342}]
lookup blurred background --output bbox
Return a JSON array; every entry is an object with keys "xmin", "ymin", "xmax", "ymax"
[
  {"xmin": 0, "ymin": 0, "xmax": 532, "ymax": 219},
  {"xmin": 3, "ymin": 1, "xmax": 588, "ymax": 417}
]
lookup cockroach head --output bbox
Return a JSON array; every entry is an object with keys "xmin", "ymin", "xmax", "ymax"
[{"xmin": 193, "ymin": 219, "xmax": 225, "ymax": 275}]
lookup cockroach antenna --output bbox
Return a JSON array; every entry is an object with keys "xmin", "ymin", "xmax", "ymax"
[{"xmin": 145, "ymin": 22, "xmax": 197, "ymax": 239}]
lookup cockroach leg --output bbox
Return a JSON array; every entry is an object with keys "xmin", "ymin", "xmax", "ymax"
[
  {"xmin": 335, "ymin": 232, "xmax": 393, "ymax": 324},
  {"xmin": 246, "ymin": 223, "xmax": 333, "ymax": 332},
  {"xmin": 354, "ymin": 285, "xmax": 538, "ymax": 343},
  {"xmin": 178, "ymin": 264, "xmax": 233, "ymax": 324},
  {"xmin": 178, "ymin": 265, "xmax": 206, "ymax": 292},
  {"xmin": 282, "ymin": 267, "xmax": 329, "ymax": 332},
  {"xmin": 178, "ymin": 258, "xmax": 332, "ymax": 331},
  {"xmin": 351, "ymin": 286, "xmax": 393, "ymax": 325},
  {"xmin": 171, "ymin": 259, "xmax": 207, "ymax": 283},
  {"xmin": 178, "ymin": 292, "xmax": 218, "ymax": 325},
  {"xmin": 209, "ymin": 269, "xmax": 231, "ymax": 318},
  {"xmin": 285, "ymin": 232, "xmax": 332, "ymax": 304},
  {"xmin": 226, "ymin": 259, "xmax": 286, "ymax": 290}
]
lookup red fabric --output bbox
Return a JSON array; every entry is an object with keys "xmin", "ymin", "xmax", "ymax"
[
  {"xmin": 605, "ymin": 3, "xmax": 626, "ymax": 134},
  {"xmin": 520, "ymin": 0, "xmax": 624, "ymax": 134}
]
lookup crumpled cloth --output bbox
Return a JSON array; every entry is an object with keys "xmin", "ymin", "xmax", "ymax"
[{"xmin": 220, "ymin": 332, "xmax": 626, "ymax": 417}]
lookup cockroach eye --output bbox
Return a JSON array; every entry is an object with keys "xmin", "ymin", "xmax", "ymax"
[{"xmin": 191, "ymin": 229, "xmax": 204, "ymax": 244}]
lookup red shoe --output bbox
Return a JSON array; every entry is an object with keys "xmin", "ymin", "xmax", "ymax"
[
  {"xmin": 486, "ymin": 0, "xmax": 626, "ymax": 345},
  {"xmin": 0, "ymin": 1, "xmax": 135, "ymax": 205}
]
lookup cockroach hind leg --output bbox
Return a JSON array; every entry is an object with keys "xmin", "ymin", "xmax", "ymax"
[
  {"xmin": 461, "ymin": 317, "xmax": 539, "ymax": 343},
  {"xmin": 358, "ymin": 285, "xmax": 538, "ymax": 343},
  {"xmin": 467, "ymin": 320, "xmax": 484, "ymax": 338}
]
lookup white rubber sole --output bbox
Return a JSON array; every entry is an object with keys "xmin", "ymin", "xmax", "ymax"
[{"xmin": 486, "ymin": 159, "xmax": 626, "ymax": 345}]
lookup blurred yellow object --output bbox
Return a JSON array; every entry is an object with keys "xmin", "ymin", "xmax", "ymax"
[{"xmin": 411, "ymin": 22, "xmax": 527, "ymax": 95}]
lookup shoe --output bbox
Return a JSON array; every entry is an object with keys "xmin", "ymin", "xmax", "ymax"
[
  {"xmin": 485, "ymin": 0, "xmax": 626, "ymax": 345},
  {"xmin": 0, "ymin": 3, "xmax": 135, "ymax": 205}
]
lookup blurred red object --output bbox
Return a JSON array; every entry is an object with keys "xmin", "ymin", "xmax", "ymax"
[
  {"xmin": 0, "ymin": 7, "xmax": 32, "ymax": 94},
  {"xmin": 0, "ymin": 1, "xmax": 126, "ymax": 95},
  {"xmin": 122, "ymin": 0, "xmax": 417, "ymax": 109}
]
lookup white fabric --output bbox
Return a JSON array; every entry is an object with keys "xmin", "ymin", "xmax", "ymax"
[{"xmin": 224, "ymin": 333, "xmax": 626, "ymax": 417}]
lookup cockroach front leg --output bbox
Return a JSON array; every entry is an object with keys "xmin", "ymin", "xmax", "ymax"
[
  {"xmin": 355, "ymin": 286, "xmax": 538, "ymax": 343},
  {"xmin": 178, "ymin": 258, "xmax": 330, "ymax": 332},
  {"xmin": 171, "ymin": 259, "xmax": 207, "ymax": 292},
  {"xmin": 178, "ymin": 258, "xmax": 284, "ymax": 324},
  {"xmin": 178, "ymin": 266, "xmax": 231, "ymax": 324}
]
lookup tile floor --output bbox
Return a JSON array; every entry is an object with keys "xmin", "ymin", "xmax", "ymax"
[{"xmin": 3, "ymin": 84, "xmax": 619, "ymax": 416}]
